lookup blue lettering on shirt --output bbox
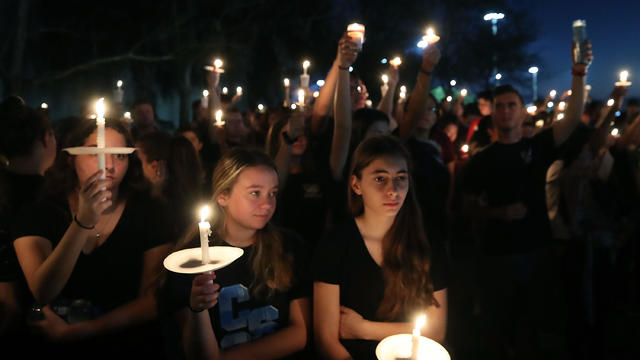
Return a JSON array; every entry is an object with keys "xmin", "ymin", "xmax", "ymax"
[{"xmin": 218, "ymin": 284, "xmax": 280, "ymax": 349}]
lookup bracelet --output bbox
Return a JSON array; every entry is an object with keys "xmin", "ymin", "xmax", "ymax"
[
  {"xmin": 338, "ymin": 65, "xmax": 350, "ymax": 71},
  {"xmin": 189, "ymin": 304, "xmax": 205, "ymax": 313},
  {"xmin": 73, "ymin": 215, "xmax": 95, "ymax": 230},
  {"xmin": 571, "ymin": 68, "xmax": 586, "ymax": 77},
  {"xmin": 419, "ymin": 67, "xmax": 432, "ymax": 76}
]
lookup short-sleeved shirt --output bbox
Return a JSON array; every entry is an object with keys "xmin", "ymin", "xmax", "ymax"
[
  {"xmin": 313, "ymin": 218, "xmax": 448, "ymax": 359},
  {"xmin": 462, "ymin": 128, "xmax": 558, "ymax": 255},
  {"xmin": 12, "ymin": 190, "xmax": 173, "ymax": 313},
  {"xmin": 159, "ymin": 229, "xmax": 311, "ymax": 355}
]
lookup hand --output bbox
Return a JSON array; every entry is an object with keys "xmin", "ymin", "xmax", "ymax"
[
  {"xmin": 339, "ymin": 306, "xmax": 367, "ymax": 339},
  {"xmin": 190, "ymin": 271, "xmax": 220, "ymax": 312},
  {"xmin": 610, "ymin": 86, "xmax": 628, "ymax": 101},
  {"xmin": 387, "ymin": 64, "xmax": 400, "ymax": 85},
  {"xmin": 501, "ymin": 202, "xmax": 527, "ymax": 220},
  {"xmin": 336, "ymin": 34, "xmax": 359, "ymax": 68},
  {"xmin": 29, "ymin": 306, "xmax": 76, "ymax": 342},
  {"xmin": 571, "ymin": 40, "xmax": 593, "ymax": 72},
  {"xmin": 421, "ymin": 45, "xmax": 441, "ymax": 73},
  {"xmin": 206, "ymin": 71, "xmax": 220, "ymax": 89},
  {"xmin": 76, "ymin": 170, "xmax": 112, "ymax": 228}
]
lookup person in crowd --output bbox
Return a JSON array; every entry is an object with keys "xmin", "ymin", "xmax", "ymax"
[
  {"xmin": 467, "ymin": 91, "xmax": 494, "ymax": 154},
  {"xmin": 159, "ymin": 148, "xmax": 311, "ymax": 360},
  {"xmin": 136, "ymin": 131, "xmax": 204, "ymax": 236},
  {"xmin": 313, "ymin": 135, "xmax": 448, "ymax": 359},
  {"xmin": 12, "ymin": 118, "xmax": 174, "ymax": 359},
  {"xmin": 0, "ymin": 97, "xmax": 56, "ymax": 345},
  {"xmin": 131, "ymin": 98, "xmax": 175, "ymax": 140},
  {"xmin": 461, "ymin": 40, "xmax": 593, "ymax": 358}
]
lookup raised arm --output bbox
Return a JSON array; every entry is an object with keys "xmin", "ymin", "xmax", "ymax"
[
  {"xmin": 312, "ymin": 57, "xmax": 341, "ymax": 135},
  {"xmin": 272, "ymin": 112, "xmax": 305, "ymax": 189},
  {"xmin": 552, "ymin": 40, "xmax": 593, "ymax": 146},
  {"xmin": 376, "ymin": 64, "xmax": 399, "ymax": 120},
  {"xmin": 329, "ymin": 34, "xmax": 359, "ymax": 181},
  {"xmin": 399, "ymin": 45, "xmax": 441, "ymax": 140}
]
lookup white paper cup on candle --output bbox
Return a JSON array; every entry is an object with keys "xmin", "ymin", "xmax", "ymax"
[{"xmin": 347, "ymin": 23, "xmax": 365, "ymax": 50}]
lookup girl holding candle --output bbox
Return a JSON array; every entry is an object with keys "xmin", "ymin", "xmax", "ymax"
[
  {"xmin": 12, "ymin": 118, "xmax": 174, "ymax": 359},
  {"xmin": 159, "ymin": 148, "xmax": 311, "ymax": 360},
  {"xmin": 313, "ymin": 135, "xmax": 448, "ymax": 360}
]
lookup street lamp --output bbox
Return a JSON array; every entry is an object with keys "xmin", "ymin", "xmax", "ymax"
[
  {"xmin": 495, "ymin": 73, "xmax": 502, "ymax": 86},
  {"xmin": 484, "ymin": 12, "xmax": 505, "ymax": 84},
  {"xmin": 528, "ymin": 66, "xmax": 539, "ymax": 101}
]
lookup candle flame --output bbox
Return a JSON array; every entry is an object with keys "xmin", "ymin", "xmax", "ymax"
[
  {"xmin": 536, "ymin": 119, "xmax": 544, "ymax": 128},
  {"xmin": 236, "ymin": 86, "xmax": 243, "ymax": 95},
  {"xmin": 313, "ymin": 91, "xmax": 320, "ymax": 98},
  {"xmin": 557, "ymin": 113, "xmax": 565, "ymax": 120},
  {"xmin": 400, "ymin": 85, "xmax": 407, "ymax": 93},
  {"xmin": 291, "ymin": 104, "xmax": 297, "ymax": 110},
  {"xmin": 558, "ymin": 101, "xmax": 566, "ymax": 111},
  {"xmin": 41, "ymin": 102, "xmax": 48, "ymax": 109},
  {"xmin": 446, "ymin": 96, "xmax": 452, "ymax": 102},
  {"xmin": 303, "ymin": 60, "xmax": 310, "ymax": 69},
  {"xmin": 117, "ymin": 80, "xmax": 123, "ymax": 88},
  {"xmin": 284, "ymin": 78, "xmax": 290, "ymax": 87},
  {"xmin": 607, "ymin": 98, "xmax": 615, "ymax": 106},
  {"xmin": 124, "ymin": 111, "xmax": 131, "ymax": 119},
  {"xmin": 549, "ymin": 89, "xmax": 556, "ymax": 98},
  {"xmin": 222, "ymin": 87, "xmax": 228, "ymax": 95},
  {"xmin": 527, "ymin": 105, "xmax": 537, "ymax": 114},
  {"xmin": 611, "ymin": 128, "xmax": 619, "ymax": 136},
  {"xmin": 215, "ymin": 109, "xmax": 223, "ymax": 123},
  {"xmin": 298, "ymin": 89, "xmax": 305, "ymax": 104},
  {"xmin": 214, "ymin": 59, "xmax": 223, "ymax": 68},
  {"xmin": 381, "ymin": 74, "xmax": 389, "ymax": 84},
  {"xmin": 414, "ymin": 315, "xmax": 426, "ymax": 332},
  {"xmin": 620, "ymin": 70, "xmax": 629, "ymax": 83},
  {"xmin": 203, "ymin": 89, "xmax": 209, "ymax": 97},
  {"xmin": 461, "ymin": 144, "xmax": 469, "ymax": 153},
  {"xmin": 258, "ymin": 104, "xmax": 264, "ymax": 111},
  {"xmin": 461, "ymin": 89, "xmax": 468, "ymax": 96},
  {"xmin": 390, "ymin": 57, "xmax": 402, "ymax": 67},
  {"xmin": 200, "ymin": 205, "xmax": 210, "ymax": 223},
  {"xmin": 96, "ymin": 98, "xmax": 105, "ymax": 120}
]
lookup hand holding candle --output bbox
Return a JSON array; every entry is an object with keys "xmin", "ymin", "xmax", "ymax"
[
  {"xmin": 418, "ymin": 27, "xmax": 440, "ymax": 48},
  {"xmin": 616, "ymin": 70, "xmax": 632, "ymax": 87},
  {"xmin": 347, "ymin": 23, "xmax": 365, "ymax": 51},
  {"xmin": 198, "ymin": 206, "xmax": 212, "ymax": 265}
]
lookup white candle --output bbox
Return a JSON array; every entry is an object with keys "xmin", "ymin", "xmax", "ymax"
[
  {"xmin": 114, "ymin": 80, "xmax": 124, "ymax": 103},
  {"xmin": 214, "ymin": 59, "xmax": 224, "ymax": 73},
  {"xmin": 202, "ymin": 90, "xmax": 209, "ymax": 109},
  {"xmin": 303, "ymin": 60, "xmax": 310, "ymax": 76},
  {"xmin": 284, "ymin": 78, "xmax": 291, "ymax": 107},
  {"xmin": 620, "ymin": 71, "xmax": 629, "ymax": 83},
  {"xmin": 222, "ymin": 87, "xmax": 228, "ymax": 95},
  {"xmin": 460, "ymin": 89, "xmax": 468, "ymax": 97},
  {"xmin": 215, "ymin": 109, "xmax": 224, "ymax": 126},
  {"xmin": 347, "ymin": 23, "xmax": 365, "ymax": 50},
  {"xmin": 95, "ymin": 98, "xmax": 106, "ymax": 179},
  {"xmin": 236, "ymin": 86, "xmax": 243, "ymax": 96},
  {"xmin": 198, "ymin": 206, "xmax": 211, "ymax": 265},
  {"xmin": 297, "ymin": 88, "xmax": 305, "ymax": 109},
  {"xmin": 411, "ymin": 315, "xmax": 426, "ymax": 360},
  {"xmin": 549, "ymin": 89, "xmax": 557, "ymax": 99},
  {"xmin": 381, "ymin": 74, "xmax": 389, "ymax": 97}
]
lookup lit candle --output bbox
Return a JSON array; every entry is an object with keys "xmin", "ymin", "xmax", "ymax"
[
  {"xmin": 446, "ymin": 96, "xmax": 452, "ymax": 102},
  {"xmin": 114, "ymin": 80, "xmax": 124, "ymax": 103},
  {"xmin": 215, "ymin": 109, "xmax": 224, "ymax": 126},
  {"xmin": 536, "ymin": 119, "xmax": 544, "ymax": 128},
  {"xmin": 411, "ymin": 315, "xmax": 426, "ymax": 360},
  {"xmin": 198, "ymin": 206, "xmax": 211, "ymax": 265},
  {"xmin": 347, "ymin": 23, "xmax": 366, "ymax": 50},
  {"xmin": 303, "ymin": 60, "xmax": 310, "ymax": 75},
  {"xmin": 390, "ymin": 57, "xmax": 402, "ymax": 67},
  {"xmin": 236, "ymin": 86, "xmax": 243, "ymax": 96},
  {"xmin": 316, "ymin": 79, "xmax": 325, "ymax": 87},
  {"xmin": 400, "ymin": 85, "xmax": 407, "ymax": 93},
  {"xmin": 202, "ymin": 89, "xmax": 209, "ymax": 109},
  {"xmin": 381, "ymin": 74, "xmax": 389, "ymax": 97},
  {"xmin": 616, "ymin": 70, "xmax": 631, "ymax": 86},
  {"xmin": 418, "ymin": 27, "xmax": 440, "ymax": 48},
  {"xmin": 257, "ymin": 104, "xmax": 264, "ymax": 111},
  {"xmin": 547, "ymin": 101, "xmax": 554, "ymax": 108},
  {"xmin": 607, "ymin": 98, "xmax": 615, "ymax": 107},
  {"xmin": 460, "ymin": 88, "xmax": 468, "ymax": 97},
  {"xmin": 611, "ymin": 128, "xmax": 619, "ymax": 136},
  {"xmin": 549, "ymin": 89, "xmax": 557, "ymax": 99},
  {"xmin": 213, "ymin": 58, "xmax": 224, "ymax": 73},
  {"xmin": 558, "ymin": 101, "xmax": 566, "ymax": 111},
  {"xmin": 123, "ymin": 111, "xmax": 132, "ymax": 123},
  {"xmin": 527, "ymin": 105, "xmax": 537, "ymax": 114},
  {"xmin": 450, "ymin": 80, "xmax": 456, "ymax": 87},
  {"xmin": 95, "ymin": 98, "xmax": 106, "ymax": 179},
  {"xmin": 461, "ymin": 144, "xmax": 469, "ymax": 153},
  {"xmin": 222, "ymin": 87, "xmax": 228, "ymax": 95},
  {"xmin": 284, "ymin": 78, "xmax": 291, "ymax": 107},
  {"xmin": 568, "ymin": 90, "xmax": 573, "ymax": 96},
  {"xmin": 313, "ymin": 91, "xmax": 320, "ymax": 98},
  {"xmin": 41, "ymin": 102, "xmax": 48, "ymax": 109},
  {"xmin": 301, "ymin": 60, "xmax": 310, "ymax": 88},
  {"xmin": 557, "ymin": 113, "xmax": 565, "ymax": 120}
]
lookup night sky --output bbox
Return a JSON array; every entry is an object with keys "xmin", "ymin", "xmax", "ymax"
[{"xmin": 519, "ymin": 0, "xmax": 640, "ymax": 102}]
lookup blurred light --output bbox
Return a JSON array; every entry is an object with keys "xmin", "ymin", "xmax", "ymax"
[
  {"xmin": 222, "ymin": 87, "xmax": 228, "ymax": 94},
  {"xmin": 547, "ymin": 101, "xmax": 554, "ymax": 108},
  {"xmin": 303, "ymin": 60, "xmax": 310, "ymax": 70},
  {"xmin": 202, "ymin": 89, "xmax": 209, "ymax": 97},
  {"xmin": 40, "ymin": 102, "xmax": 48, "ymax": 109},
  {"xmin": 316, "ymin": 80, "xmax": 325, "ymax": 87},
  {"xmin": 549, "ymin": 90, "xmax": 557, "ymax": 98},
  {"xmin": 461, "ymin": 144, "xmax": 469, "ymax": 153},
  {"xmin": 611, "ymin": 128, "xmax": 619, "ymax": 136},
  {"xmin": 365, "ymin": 99, "xmax": 373, "ymax": 107},
  {"xmin": 446, "ymin": 96, "xmax": 453, "ymax": 102},
  {"xmin": 461, "ymin": 89, "xmax": 468, "ymax": 96},
  {"xmin": 390, "ymin": 57, "xmax": 402, "ymax": 67},
  {"xmin": 450, "ymin": 80, "xmax": 457, "ymax": 87},
  {"xmin": 535, "ymin": 119, "xmax": 544, "ymax": 128},
  {"xmin": 557, "ymin": 113, "xmax": 565, "ymax": 120},
  {"xmin": 380, "ymin": 58, "xmax": 388, "ymax": 64},
  {"xmin": 236, "ymin": 86, "xmax": 243, "ymax": 95},
  {"xmin": 284, "ymin": 78, "xmax": 290, "ymax": 87},
  {"xmin": 558, "ymin": 101, "xmax": 566, "ymax": 111},
  {"xmin": 257, "ymin": 104, "xmax": 264, "ymax": 111},
  {"xmin": 527, "ymin": 105, "xmax": 537, "ymax": 114},
  {"xmin": 528, "ymin": 66, "xmax": 539, "ymax": 74},
  {"xmin": 615, "ymin": 111, "xmax": 621, "ymax": 117},
  {"xmin": 483, "ymin": 12, "xmax": 505, "ymax": 21},
  {"xmin": 567, "ymin": 90, "xmax": 572, "ymax": 96},
  {"xmin": 400, "ymin": 85, "xmax": 407, "ymax": 93},
  {"xmin": 381, "ymin": 74, "xmax": 389, "ymax": 84},
  {"xmin": 290, "ymin": 104, "xmax": 297, "ymax": 110},
  {"xmin": 417, "ymin": 40, "xmax": 427, "ymax": 48},
  {"xmin": 214, "ymin": 59, "xmax": 223, "ymax": 68},
  {"xmin": 313, "ymin": 91, "xmax": 320, "ymax": 98},
  {"xmin": 116, "ymin": 80, "xmax": 123, "ymax": 88},
  {"xmin": 585, "ymin": 84, "xmax": 592, "ymax": 91},
  {"xmin": 124, "ymin": 111, "xmax": 131, "ymax": 119},
  {"xmin": 607, "ymin": 99, "xmax": 615, "ymax": 106},
  {"xmin": 495, "ymin": 73, "xmax": 502, "ymax": 80},
  {"xmin": 349, "ymin": 66, "xmax": 353, "ymax": 73}
]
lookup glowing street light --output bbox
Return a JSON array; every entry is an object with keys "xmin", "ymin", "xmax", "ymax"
[
  {"xmin": 484, "ymin": 12, "xmax": 505, "ymax": 83},
  {"xmin": 528, "ymin": 66, "xmax": 539, "ymax": 101}
]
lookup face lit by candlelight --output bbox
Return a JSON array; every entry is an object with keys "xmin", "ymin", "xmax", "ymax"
[
  {"xmin": 351, "ymin": 156, "xmax": 409, "ymax": 218},
  {"xmin": 217, "ymin": 166, "xmax": 278, "ymax": 231},
  {"xmin": 492, "ymin": 92, "xmax": 526, "ymax": 132},
  {"xmin": 417, "ymin": 96, "xmax": 438, "ymax": 131},
  {"xmin": 74, "ymin": 128, "xmax": 129, "ymax": 190}
]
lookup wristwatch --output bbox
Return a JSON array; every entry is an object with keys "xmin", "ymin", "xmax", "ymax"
[{"xmin": 282, "ymin": 131, "xmax": 298, "ymax": 145}]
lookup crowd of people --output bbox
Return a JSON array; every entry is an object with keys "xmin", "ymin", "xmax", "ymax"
[{"xmin": 1, "ymin": 27, "xmax": 639, "ymax": 360}]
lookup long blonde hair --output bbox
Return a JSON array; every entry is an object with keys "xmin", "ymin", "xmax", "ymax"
[{"xmin": 175, "ymin": 148, "xmax": 292, "ymax": 299}]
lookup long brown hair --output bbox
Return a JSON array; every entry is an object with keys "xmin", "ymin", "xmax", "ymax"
[
  {"xmin": 348, "ymin": 135, "xmax": 438, "ymax": 321},
  {"xmin": 174, "ymin": 148, "xmax": 292, "ymax": 299}
]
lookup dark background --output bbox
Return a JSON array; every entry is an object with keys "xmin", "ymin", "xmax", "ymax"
[{"xmin": 1, "ymin": 0, "xmax": 638, "ymax": 126}]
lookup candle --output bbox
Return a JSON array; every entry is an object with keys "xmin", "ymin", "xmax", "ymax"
[
  {"xmin": 41, "ymin": 102, "xmax": 48, "ymax": 109},
  {"xmin": 215, "ymin": 109, "xmax": 224, "ymax": 126},
  {"xmin": 236, "ymin": 86, "xmax": 243, "ymax": 96},
  {"xmin": 114, "ymin": 80, "xmax": 124, "ymax": 103},
  {"xmin": 213, "ymin": 58, "xmax": 224, "ymax": 73},
  {"xmin": 607, "ymin": 98, "xmax": 615, "ymax": 107},
  {"xmin": 284, "ymin": 78, "xmax": 290, "ymax": 87},
  {"xmin": 123, "ymin": 111, "xmax": 131, "ymax": 123},
  {"xmin": 198, "ymin": 206, "xmax": 211, "ymax": 265},
  {"xmin": 411, "ymin": 315, "xmax": 426, "ymax": 360},
  {"xmin": 222, "ymin": 87, "xmax": 228, "ymax": 95},
  {"xmin": 547, "ymin": 101, "xmax": 554, "ymax": 108},
  {"xmin": 616, "ymin": 70, "xmax": 632, "ymax": 87},
  {"xmin": 450, "ymin": 80, "xmax": 456, "ymax": 87},
  {"xmin": 316, "ymin": 79, "xmax": 325, "ymax": 87},
  {"xmin": 300, "ymin": 64, "xmax": 310, "ymax": 89},
  {"xmin": 302, "ymin": 60, "xmax": 310, "ymax": 75},
  {"xmin": 418, "ymin": 27, "xmax": 440, "ymax": 48},
  {"xmin": 381, "ymin": 74, "xmax": 389, "ymax": 97},
  {"xmin": 527, "ymin": 105, "xmax": 537, "ymax": 114},
  {"xmin": 446, "ymin": 96, "xmax": 452, "ymax": 102},
  {"xmin": 313, "ymin": 91, "xmax": 320, "ymax": 98},
  {"xmin": 347, "ymin": 23, "xmax": 366, "ymax": 50},
  {"xmin": 283, "ymin": 78, "xmax": 291, "ymax": 107},
  {"xmin": 257, "ymin": 104, "xmax": 264, "ymax": 111},
  {"xmin": 549, "ymin": 89, "xmax": 557, "ymax": 99},
  {"xmin": 611, "ymin": 128, "xmax": 619, "ymax": 136},
  {"xmin": 536, "ymin": 119, "xmax": 544, "ymax": 128},
  {"xmin": 558, "ymin": 101, "xmax": 566, "ymax": 111},
  {"xmin": 390, "ymin": 57, "xmax": 402, "ymax": 67},
  {"xmin": 202, "ymin": 89, "xmax": 209, "ymax": 109},
  {"xmin": 557, "ymin": 113, "xmax": 565, "ymax": 120},
  {"xmin": 461, "ymin": 144, "xmax": 469, "ymax": 153},
  {"xmin": 460, "ymin": 89, "xmax": 468, "ymax": 97},
  {"xmin": 297, "ymin": 88, "xmax": 305, "ymax": 109},
  {"xmin": 95, "ymin": 98, "xmax": 106, "ymax": 179}
]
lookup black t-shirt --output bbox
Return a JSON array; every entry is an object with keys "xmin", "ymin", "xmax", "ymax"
[
  {"xmin": 462, "ymin": 128, "xmax": 558, "ymax": 254},
  {"xmin": 159, "ymin": 229, "xmax": 311, "ymax": 357},
  {"xmin": 0, "ymin": 169, "xmax": 44, "ymax": 282},
  {"xmin": 313, "ymin": 218, "xmax": 448, "ymax": 359},
  {"xmin": 275, "ymin": 171, "xmax": 329, "ymax": 247},
  {"xmin": 405, "ymin": 138, "xmax": 451, "ymax": 252},
  {"xmin": 12, "ymin": 190, "xmax": 173, "ymax": 313}
]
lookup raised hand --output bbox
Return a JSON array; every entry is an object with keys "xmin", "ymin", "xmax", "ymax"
[
  {"xmin": 421, "ymin": 45, "xmax": 442, "ymax": 73},
  {"xmin": 76, "ymin": 170, "xmax": 112, "ymax": 228},
  {"xmin": 336, "ymin": 33, "xmax": 359, "ymax": 69},
  {"xmin": 572, "ymin": 40, "xmax": 593, "ymax": 72}
]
